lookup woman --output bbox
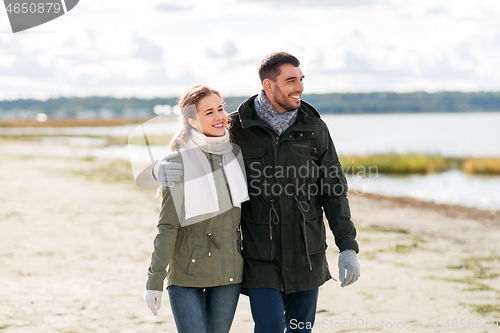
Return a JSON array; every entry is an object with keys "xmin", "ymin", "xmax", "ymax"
[{"xmin": 143, "ymin": 85, "xmax": 249, "ymax": 333}]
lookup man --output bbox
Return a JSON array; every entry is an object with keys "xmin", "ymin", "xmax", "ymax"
[{"xmin": 154, "ymin": 52, "xmax": 360, "ymax": 333}]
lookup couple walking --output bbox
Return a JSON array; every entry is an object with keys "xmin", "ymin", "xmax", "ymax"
[{"xmin": 144, "ymin": 52, "xmax": 360, "ymax": 333}]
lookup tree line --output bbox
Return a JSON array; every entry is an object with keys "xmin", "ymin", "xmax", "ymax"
[{"xmin": 1, "ymin": 91, "xmax": 500, "ymax": 114}]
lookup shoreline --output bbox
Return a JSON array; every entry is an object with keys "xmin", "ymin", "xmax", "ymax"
[
  {"xmin": 350, "ymin": 192, "xmax": 500, "ymax": 224},
  {"xmin": 0, "ymin": 140, "xmax": 499, "ymax": 216},
  {"xmin": 0, "ymin": 117, "xmax": 170, "ymax": 127}
]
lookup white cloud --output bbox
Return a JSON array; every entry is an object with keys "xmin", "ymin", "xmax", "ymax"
[
  {"xmin": 1, "ymin": 0, "xmax": 500, "ymax": 99},
  {"xmin": 154, "ymin": 3, "xmax": 193, "ymax": 12},
  {"xmin": 133, "ymin": 33, "xmax": 164, "ymax": 61},
  {"xmin": 236, "ymin": 0, "xmax": 377, "ymax": 7},
  {"xmin": 207, "ymin": 40, "xmax": 238, "ymax": 58}
]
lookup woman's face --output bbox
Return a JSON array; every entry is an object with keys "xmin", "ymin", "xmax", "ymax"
[{"xmin": 190, "ymin": 93, "xmax": 227, "ymax": 137}]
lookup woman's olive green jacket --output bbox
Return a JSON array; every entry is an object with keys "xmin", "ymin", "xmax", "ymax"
[{"xmin": 146, "ymin": 152, "xmax": 244, "ymax": 291}]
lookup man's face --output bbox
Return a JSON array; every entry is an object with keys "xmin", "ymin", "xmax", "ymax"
[{"xmin": 269, "ymin": 64, "xmax": 304, "ymax": 114}]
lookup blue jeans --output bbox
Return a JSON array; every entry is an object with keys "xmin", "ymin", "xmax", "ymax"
[
  {"xmin": 248, "ymin": 288, "xmax": 319, "ymax": 333},
  {"xmin": 167, "ymin": 283, "xmax": 241, "ymax": 333}
]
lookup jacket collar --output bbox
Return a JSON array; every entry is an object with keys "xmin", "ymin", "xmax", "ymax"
[{"xmin": 237, "ymin": 94, "xmax": 320, "ymax": 133}]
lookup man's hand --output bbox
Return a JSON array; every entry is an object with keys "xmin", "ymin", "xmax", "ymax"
[
  {"xmin": 153, "ymin": 152, "xmax": 183, "ymax": 187},
  {"xmin": 338, "ymin": 249, "xmax": 360, "ymax": 287},
  {"xmin": 144, "ymin": 290, "xmax": 163, "ymax": 316}
]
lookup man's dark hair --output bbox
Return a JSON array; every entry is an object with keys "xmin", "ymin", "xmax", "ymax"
[{"xmin": 258, "ymin": 52, "xmax": 300, "ymax": 83}]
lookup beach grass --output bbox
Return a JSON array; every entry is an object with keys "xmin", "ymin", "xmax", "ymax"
[
  {"xmin": 339, "ymin": 154, "xmax": 453, "ymax": 174},
  {"xmin": 448, "ymin": 255, "xmax": 500, "ymax": 280},
  {"xmin": 468, "ymin": 304, "xmax": 500, "ymax": 316},
  {"xmin": 462, "ymin": 157, "xmax": 500, "ymax": 175},
  {"xmin": 340, "ymin": 154, "xmax": 500, "ymax": 175},
  {"xmin": 1, "ymin": 131, "xmax": 500, "ymax": 175}
]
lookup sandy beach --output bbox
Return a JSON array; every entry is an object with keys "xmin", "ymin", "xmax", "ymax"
[{"xmin": 1, "ymin": 143, "xmax": 499, "ymax": 333}]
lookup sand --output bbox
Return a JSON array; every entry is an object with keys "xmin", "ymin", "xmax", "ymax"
[{"xmin": 1, "ymin": 144, "xmax": 499, "ymax": 332}]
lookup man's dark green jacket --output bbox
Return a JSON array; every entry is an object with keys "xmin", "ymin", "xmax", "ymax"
[{"xmin": 229, "ymin": 95, "xmax": 359, "ymax": 293}]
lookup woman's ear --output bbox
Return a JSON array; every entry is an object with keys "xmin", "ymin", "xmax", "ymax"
[{"xmin": 188, "ymin": 118, "xmax": 197, "ymax": 128}]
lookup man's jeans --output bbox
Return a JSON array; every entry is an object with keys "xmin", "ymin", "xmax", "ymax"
[
  {"xmin": 167, "ymin": 283, "xmax": 241, "ymax": 333},
  {"xmin": 248, "ymin": 288, "xmax": 319, "ymax": 333}
]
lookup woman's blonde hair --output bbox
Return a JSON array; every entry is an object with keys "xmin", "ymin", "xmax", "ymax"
[{"xmin": 170, "ymin": 85, "xmax": 224, "ymax": 152}]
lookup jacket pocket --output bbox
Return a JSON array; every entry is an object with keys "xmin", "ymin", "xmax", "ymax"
[
  {"xmin": 176, "ymin": 235, "xmax": 212, "ymax": 277},
  {"xmin": 241, "ymin": 145, "xmax": 267, "ymax": 196},
  {"xmin": 305, "ymin": 213, "xmax": 328, "ymax": 255},
  {"xmin": 186, "ymin": 244, "xmax": 203, "ymax": 275},
  {"xmin": 291, "ymin": 143, "xmax": 319, "ymax": 164},
  {"xmin": 290, "ymin": 143, "xmax": 320, "ymax": 184},
  {"xmin": 292, "ymin": 143, "xmax": 318, "ymax": 156},
  {"xmin": 241, "ymin": 145, "xmax": 265, "ymax": 158},
  {"xmin": 240, "ymin": 207, "xmax": 275, "ymax": 260},
  {"xmin": 298, "ymin": 199, "xmax": 328, "ymax": 255}
]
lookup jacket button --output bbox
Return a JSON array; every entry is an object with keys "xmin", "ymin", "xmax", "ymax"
[
  {"xmin": 236, "ymin": 228, "xmax": 240, "ymax": 232},
  {"xmin": 208, "ymin": 252, "xmax": 212, "ymax": 257},
  {"xmin": 312, "ymin": 132, "xmax": 315, "ymax": 135},
  {"xmin": 219, "ymin": 162, "xmax": 222, "ymax": 166},
  {"xmin": 300, "ymin": 133, "xmax": 303, "ymax": 136},
  {"xmin": 207, "ymin": 232, "xmax": 212, "ymax": 237},
  {"xmin": 229, "ymin": 278, "xmax": 233, "ymax": 282},
  {"xmin": 191, "ymin": 259, "xmax": 196, "ymax": 263}
]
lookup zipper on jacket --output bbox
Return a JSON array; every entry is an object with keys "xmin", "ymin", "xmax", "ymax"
[
  {"xmin": 237, "ymin": 226, "xmax": 243, "ymax": 252},
  {"xmin": 264, "ymin": 127, "xmax": 279, "ymax": 159},
  {"xmin": 292, "ymin": 143, "xmax": 318, "ymax": 155}
]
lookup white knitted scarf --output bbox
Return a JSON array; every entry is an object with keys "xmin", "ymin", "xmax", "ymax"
[{"xmin": 179, "ymin": 129, "xmax": 249, "ymax": 221}]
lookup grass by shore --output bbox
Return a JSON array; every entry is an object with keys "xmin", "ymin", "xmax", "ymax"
[
  {"xmin": 1, "ymin": 132, "xmax": 499, "ymax": 175},
  {"xmin": 462, "ymin": 157, "xmax": 500, "ymax": 175},
  {"xmin": 340, "ymin": 154, "xmax": 500, "ymax": 175}
]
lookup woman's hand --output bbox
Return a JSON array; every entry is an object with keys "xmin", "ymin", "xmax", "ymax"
[{"xmin": 143, "ymin": 290, "xmax": 163, "ymax": 316}]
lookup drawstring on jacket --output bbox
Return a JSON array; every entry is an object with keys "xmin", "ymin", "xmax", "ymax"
[
  {"xmin": 269, "ymin": 199, "xmax": 280, "ymax": 240},
  {"xmin": 294, "ymin": 195, "xmax": 313, "ymax": 270}
]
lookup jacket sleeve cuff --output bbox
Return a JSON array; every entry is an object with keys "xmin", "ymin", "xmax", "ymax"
[
  {"xmin": 338, "ymin": 238, "xmax": 359, "ymax": 254},
  {"xmin": 146, "ymin": 279, "xmax": 164, "ymax": 291}
]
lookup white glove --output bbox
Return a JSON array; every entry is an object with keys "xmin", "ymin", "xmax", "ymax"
[
  {"xmin": 153, "ymin": 152, "xmax": 184, "ymax": 187},
  {"xmin": 338, "ymin": 249, "xmax": 360, "ymax": 287},
  {"xmin": 144, "ymin": 290, "xmax": 163, "ymax": 316}
]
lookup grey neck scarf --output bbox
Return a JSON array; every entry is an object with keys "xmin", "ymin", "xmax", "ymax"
[{"xmin": 254, "ymin": 90, "xmax": 298, "ymax": 136}]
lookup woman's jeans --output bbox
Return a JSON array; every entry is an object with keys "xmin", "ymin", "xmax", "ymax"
[
  {"xmin": 167, "ymin": 283, "xmax": 241, "ymax": 333},
  {"xmin": 248, "ymin": 287, "xmax": 319, "ymax": 333}
]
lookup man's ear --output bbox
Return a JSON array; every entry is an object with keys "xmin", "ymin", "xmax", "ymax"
[{"xmin": 262, "ymin": 78, "xmax": 273, "ymax": 93}]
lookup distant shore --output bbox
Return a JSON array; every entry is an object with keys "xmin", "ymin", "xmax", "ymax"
[{"xmin": 0, "ymin": 117, "xmax": 168, "ymax": 128}]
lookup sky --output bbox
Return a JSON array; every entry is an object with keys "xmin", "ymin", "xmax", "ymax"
[{"xmin": 1, "ymin": 0, "xmax": 500, "ymax": 100}]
